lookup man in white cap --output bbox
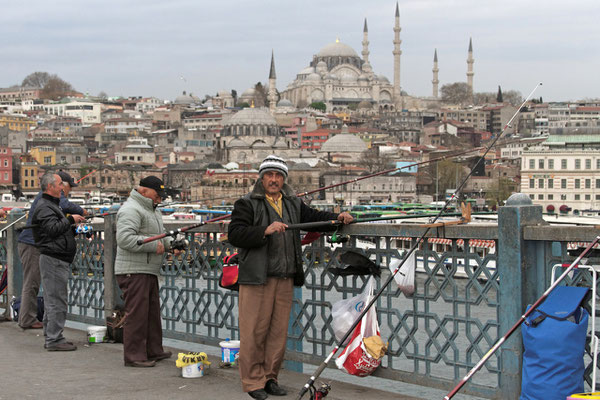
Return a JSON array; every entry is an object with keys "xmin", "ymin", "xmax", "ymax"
[{"xmin": 228, "ymin": 155, "xmax": 353, "ymax": 399}]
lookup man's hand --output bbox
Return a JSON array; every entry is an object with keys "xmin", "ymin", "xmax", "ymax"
[
  {"xmin": 337, "ymin": 212, "xmax": 354, "ymax": 224},
  {"xmin": 156, "ymin": 242, "xmax": 165, "ymax": 254},
  {"xmin": 0, "ymin": 209, "xmax": 6, "ymax": 218},
  {"xmin": 264, "ymin": 221, "xmax": 288, "ymax": 236},
  {"xmin": 72, "ymin": 214, "xmax": 86, "ymax": 224},
  {"xmin": 82, "ymin": 209, "xmax": 89, "ymax": 216}
]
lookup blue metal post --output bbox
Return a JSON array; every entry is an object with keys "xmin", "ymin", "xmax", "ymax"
[
  {"xmin": 285, "ymin": 286, "xmax": 303, "ymax": 372},
  {"xmin": 497, "ymin": 193, "xmax": 543, "ymax": 399}
]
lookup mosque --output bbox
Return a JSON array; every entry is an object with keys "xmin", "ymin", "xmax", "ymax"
[{"xmin": 275, "ymin": 3, "xmax": 475, "ymax": 113}]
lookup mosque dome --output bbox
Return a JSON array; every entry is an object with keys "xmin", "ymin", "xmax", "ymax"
[
  {"xmin": 376, "ymin": 74, "xmax": 390, "ymax": 83},
  {"xmin": 218, "ymin": 90, "xmax": 232, "ymax": 98},
  {"xmin": 324, "ymin": 73, "xmax": 339, "ymax": 81},
  {"xmin": 224, "ymin": 162, "xmax": 239, "ymax": 170},
  {"xmin": 277, "ymin": 99, "xmax": 293, "ymax": 107},
  {"xmin": 224, "ymin": 107, "xmax": 277, "ymax": 127},
  {"xmin": 358, "ymin": 73, "xmax": 369, "ymax": 82},
  {"xmin": 316, "ymin": 61, "xmax": 328, "ymax": 74},
  {"xmin": 320, "ymin": 133, "xmax": 368, "ymax": 153},
  {"xmin": 298, "ymin": 66, "xmax": 315, "ymax": 75},
  {"xmin": 227, "ymin": 138, "xmax": 249, "ymax": 148},
  {"xmin": 317, "ymin": 41, "xmax": 359, "ymax": 58},
  {"xmin": 241, "ymin": 87, "xmax": 256, "ymax": 97},
  {"xmin": 174, "ymin": 91, "xmax": 200, "ymax": 105},
  {"xmin": 358, "ymin": 100, "xmax": 372, "ymax": 109},
  {"xmin": 307, "ymin": 73, "xmax": 322, "ymax": 82}
]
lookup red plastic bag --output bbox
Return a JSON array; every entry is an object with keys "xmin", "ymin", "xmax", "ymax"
[
  {"xmin": 219, "ymin": 254, "xmax": 239, "ymax": 291},
  {"xmin": 335, "ymin": 278, "xmax": 382, "ymax": 376}
]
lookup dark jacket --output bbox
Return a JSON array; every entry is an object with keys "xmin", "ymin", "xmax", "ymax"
[
  {"xmin": 32, "ymin": 194, "xmax": 78, "ymax": 263},
  {"xmin": 19, "ymin": 191, "xmax": 85, "ymax": 246},
  {"xmin": 228, "ymin": 181, "xmax": 338, "ymax": 286}
]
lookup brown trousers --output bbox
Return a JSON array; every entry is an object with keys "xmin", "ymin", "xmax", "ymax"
[
  {"xmin": 238, "ymin": 277, "xmax": 293, "ymax": 392},
  {"xmin": 116, "ymin": 274, "xmax": 165, "ymax": 363}
]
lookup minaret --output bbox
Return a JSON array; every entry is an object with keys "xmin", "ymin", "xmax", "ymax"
[
  {"xmin": 362, "ymin": 18, "xmax": 369, "ymax": 64},
  {"xmin": 393, "ymin": 2, "xmax": 402, "ymax": 102},
  {"xmin": 268, "ymin": 50, "xmax": 277, "ymax": 114},
  {"xmin": 466, "ymin": 37, "xmax": 474, "ymax": 98},
  {"xmin": 432, "ymin": 49, "xmax": 439, "ymax": 98}
]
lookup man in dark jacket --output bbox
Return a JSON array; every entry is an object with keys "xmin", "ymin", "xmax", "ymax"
[
  {"xmin": 17, "ymin": 170, "xmax": 86, "ymax": 330},
  {"xmin": 228, "ymin": 155, "xmax": 353, "ymax": 400},
  {"xmin": 32, "ymin": 172, "xmax": 86, "ymax": 351}
]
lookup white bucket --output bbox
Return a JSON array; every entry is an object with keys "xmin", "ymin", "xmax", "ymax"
[
  {"xmin": 219, "ymin": 340, "xmax": 240, "ymax": 363},
  {"xmin": 87, "ymin": 326, "xmax": 107, "ymax": 343},
  {"xmin": 182, "ymin": 362, "xmax": 205, "ymax": 378}
]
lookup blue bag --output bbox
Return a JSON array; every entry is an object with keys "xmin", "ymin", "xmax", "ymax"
[{"xmin": 520, "ymin": 286, "xmax": 589, "ymax": 400}]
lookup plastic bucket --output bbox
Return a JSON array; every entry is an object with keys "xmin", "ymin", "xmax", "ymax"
[
  {"xmin": 568, "ymin": 394, "xmax": 600, "ymax": 399},
  {"xmin": 87, "ymin": 326, "xmax": 107, "ymax": 343},
  {"xmin": 219, "ymin": 340, "xmax": 240, "ymax": 363},
  {"xmin": 182, "ymin": 362, "xmax": 205, "ymax": 378}
]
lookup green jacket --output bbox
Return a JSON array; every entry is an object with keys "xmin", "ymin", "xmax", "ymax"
[{"xmin": 115, "ymin": 189, "xmax": 170, "ymax": 276}]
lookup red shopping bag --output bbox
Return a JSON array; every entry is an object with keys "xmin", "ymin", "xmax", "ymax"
[
  {"xmin": 219, "ymin": 254, "xmax": 239, "ymax": 291},
  {"xmin": 335, "ymin": 278, "xmax": 382, "ymax": 376}
]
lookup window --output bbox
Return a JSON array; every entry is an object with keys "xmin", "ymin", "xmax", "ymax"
[
  {"xmin": 548, "ymin": 159, "xmax": 554, "ymax": 169},
  {"xmin": 548, "ymin": 179, "xmax": 553, "ymax": 189},
  {"xmin": 539, "ymin": 179, "xmax": 544, "ymax": 189},
  {"xmin": 548, "ymin": 194, "xmax": 554, "ymax": 200},
  {"xmin": 75, "ymin": 156, "xmax": 81, "ymax": 162},
  {"xmin": 3, "ymin": 160, "xmax": 7, "ymax": 167},
  {"xmin": 561, "ymin": 194, "xmax": 567, "ymax": 200},
  {"xmin": 586, "ymin": 159, "xmax": 592, "ymax": 169},
  {"xmin": 561, "ymin": 179, "xmax": 567, "ymax": 189},
  {"xmin": 561, "ymin": 159, "xmax": 567, "ymax": 169},
  {"xmin": 43, "ymin": 156, "xmax": 52, "ymax": 164},
  {"xmin": 585, "ymin": 194, "xmax": 591, "ymax": 200},
  {"xmin": 538, "ymin": 194, "xmax": 544, "ymax": 200},
  {"xmin": 597, "ymin": 179, "xmax": 600, "ymax": 188},
  {"xmin": 575, "ymin": 179, "xmax": 580, "ymax": 189},
  {"xmin": 529, "ymin": 159, "xmax": 535, "ymax": 169},
  {"xmin": 539, "ymin": 159, "xmax": 544, "ymax": 169},
  {"xmin": 3, "ymin": 173, "xmax": 7, "ymax": 180},
  {"xmin": 108, "ymin": 177, "xmax": 112, "ymax": 184},
  {"xmin": 597, "ymin": 195, "xmax": 600, "ymax": 200},
  {"xmin": 530, "ymin": 179, "xmax": 535, "ymax": 188},
  {"xmin": 24, "ymin": 169, "xmax": 28, "ymax": 177},
  {"xmin": 575, "ymin": 159, "xmax": 581, "ymax": 169},
  {"xmin": 597, "ymin": 159, "xmax": 600, "ymax": 169},
  {"xmin": 575, "ymin": 194, "xmax": 580, "ymax": 200},
  {"xmin": 586, "ymin": 179, "xmax": 591, "ymax": 189},
  {"xmin": 529, "ymin": 194, "xmax": 534, "ymax": 200},
  {"xmin": 92, "ymin": 177, "xmax": 96, "ymax": 185}
]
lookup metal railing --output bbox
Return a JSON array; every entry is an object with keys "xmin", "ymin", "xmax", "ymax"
[{"xmin": 2, "ymin": 198, "xmax": 599, "ymax": 399}]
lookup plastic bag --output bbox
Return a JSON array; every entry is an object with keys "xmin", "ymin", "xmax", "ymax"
[
  {"xmin": 331, "ymin": 277, "xmax": 375, "ymax": 345},
  {"xmin": 335, "ymin": 278, "xmax": 382, "ymax": 376},
  {"xmin": 388, "ymin": 252, "xmax": 415, "ymax": 297}
]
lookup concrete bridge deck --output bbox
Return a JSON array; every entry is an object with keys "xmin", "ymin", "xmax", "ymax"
[{"xmin": 0, "ymin": 321, "xmax": 425, "ymax": 400}]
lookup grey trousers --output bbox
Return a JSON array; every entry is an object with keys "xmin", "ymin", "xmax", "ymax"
[
  {"xmin": 17, "ymin": 243, "xmax": 41, "ymax": 328},
  {"xmin": 39, "ymin": 254, "xmax": 70, "ymax": 346}
]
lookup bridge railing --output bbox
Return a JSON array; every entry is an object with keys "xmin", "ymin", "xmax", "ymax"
[{"xmin": 2, "ymin": 197, "xmax": 598, "ymax": 399}]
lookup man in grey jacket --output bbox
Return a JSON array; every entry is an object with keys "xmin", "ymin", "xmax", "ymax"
[{"xmin": 115, "ymin": 176, "xmax": 173, "ymax": 368}]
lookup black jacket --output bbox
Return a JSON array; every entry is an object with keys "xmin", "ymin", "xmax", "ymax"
[
  {"xmin": 32, "ymin": 193, "xmax": 78, "ymax": 263},
  {"xmin": 228, "ymin": 181, "xmax": 338, "ymax": 286}
]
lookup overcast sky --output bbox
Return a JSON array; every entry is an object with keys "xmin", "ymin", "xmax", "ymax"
[{"xmin": 1, "ymin": 0, "xmax": 598, "ymax": 102}]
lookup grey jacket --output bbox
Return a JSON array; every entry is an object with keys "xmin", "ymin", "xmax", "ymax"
[{"xmin": 115, "ymin": 189, "xmax": 170, "ymax": 276}]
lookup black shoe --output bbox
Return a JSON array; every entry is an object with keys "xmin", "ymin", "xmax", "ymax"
[
  {"xmin": 248, "ymin": 389, "xmax": 268, "ymax": 400},
  {"xmin": 149, "ymin": 351, "xmax": 172, "ymax": 361},
  {"xmin": 265, "ymin": 379, "xmax": 287, "ymax": 396}
]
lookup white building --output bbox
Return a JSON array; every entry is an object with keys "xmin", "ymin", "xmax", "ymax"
[
  {"xmin": 114, "ymin": 137, "xmax": 155, "ymax": 164},
  {"xmin": 521, "ymin": 134, "xmax": 600, "ymax": 213},
  {"xmin": 33, "ymin": 99, "xmax": 102, "ymax": 125}
]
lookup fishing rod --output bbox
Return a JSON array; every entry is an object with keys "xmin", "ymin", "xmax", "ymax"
[
  {"xmin": 76, "ymin": 169, "xmax": 98, "ymax": 184},
  {"xmin": 444, "ymin": 235, "xmax": 600, "ymax": 399},
  {"xmin": 0, "ymin": 214, "xmax": 28, "ymax": 234},
  {"xmin": 136, "ymin": 213, "xmax": 232, "ymax": 245},
  {"xmin": 295, "ymin": 82, "xmax": 543, "ymax": 399}
]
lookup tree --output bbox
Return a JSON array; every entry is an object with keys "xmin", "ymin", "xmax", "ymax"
[
  {"xmin": 22, "ymin": 71, "xmax": 51, "ymax": 88},
  {"xmin": 41, "ymin": 75, "xmax": 74, "ymax": 100},
  {"xmin": 97, "ymin": 91, "xmax": 108, "ymax": 99},
  {"xmin": 440, "ymin": 82, "xmax": 471, "ymax": 105},
  {"xmin": 231, "ymin": 89, "xmax": 237, "ymax": 105},
  {"xmin": 237, "ymin": 102, "xmax": 250, "ymax": 108},
  {"xmin": 427, "ymin": 159, "xmax": 468, "ymax": 200},
  {"xmin": 253, "ymin": 82, "xmax": 267, "ymax": 107},
  {"xmin": 309, "ymin": 101, "xmax": 326, "ymax": 112},
  {"xmin": 485, "ymin": 177, "xmax": 516, "ymax": 209},
  {"xmin": 496, "ymin": 86, "xmax": 503, "ymax": 102},
  {"xmin": 358, "ymin": 147, "xmax": 392, "ymax": 173}
]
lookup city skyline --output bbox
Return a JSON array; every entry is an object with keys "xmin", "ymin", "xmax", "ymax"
[{"xmin": 1, "ymin": 0, "xmax": 598, "ymax": 102}]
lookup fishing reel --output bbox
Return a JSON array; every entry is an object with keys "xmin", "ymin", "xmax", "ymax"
[
  {"xmin": 327, "ymin": 230, "xmax": 349, "ymax": 244},
  {"xmin": 170, "ymin": 238, "xmax": 189, "ymax": 252},
  {"xmin": 75, "ymin": 224, "xmax": 93, "ymax": 239},
  {"xmin": 309, "ymin": 382, "xmax": 331, "ymax": 400}
]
